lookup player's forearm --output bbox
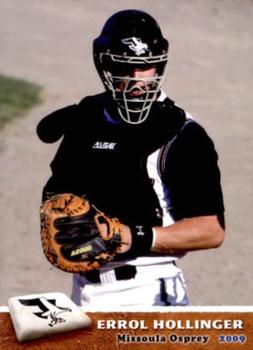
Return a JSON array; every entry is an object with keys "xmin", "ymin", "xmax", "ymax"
[{"xmin": 151, "ymin": 215, "xmax": 224, "ymax": 253}]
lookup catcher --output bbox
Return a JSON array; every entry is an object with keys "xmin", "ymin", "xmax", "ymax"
[{"xmin": 37, "ymin": 10, "xmax": 225, "ymax": 308}]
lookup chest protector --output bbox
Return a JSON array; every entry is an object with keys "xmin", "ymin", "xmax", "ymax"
[{"xmin": 44, "ymin": 93, "xmax": 186, "ymax": 227}]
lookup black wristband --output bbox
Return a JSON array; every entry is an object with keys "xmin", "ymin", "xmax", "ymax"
[
  {"xmin": 130, "ymin": 225, "xmax": 154, "ymax": 256},
  {"xmin": 117, "ymin": 225, "xmax": 153, "ymax": 260}
]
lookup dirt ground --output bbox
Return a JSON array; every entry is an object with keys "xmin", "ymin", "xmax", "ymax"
[{"xmin": 0, "ymin": 0, "xmax": 253, "ymax": 306}]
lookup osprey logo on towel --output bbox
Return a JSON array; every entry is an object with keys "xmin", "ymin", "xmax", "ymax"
[{"xmin": 18, "ymin": 297, "xmax": 72, "ymax": 327}]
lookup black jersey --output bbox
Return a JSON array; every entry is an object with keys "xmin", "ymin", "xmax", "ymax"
[{"xmin": 37, "ymin": 92, "xmax": 224, "ymax": 227}]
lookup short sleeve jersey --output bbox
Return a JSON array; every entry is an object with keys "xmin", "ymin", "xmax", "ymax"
[{"xmin": 150, "ymin": 118, "xmax": 224, "ymax": 224}]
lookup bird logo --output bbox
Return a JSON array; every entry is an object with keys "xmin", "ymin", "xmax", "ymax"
[{"xmin": 18, "ymin": 297, "xmax": 72, "ymax": 327}]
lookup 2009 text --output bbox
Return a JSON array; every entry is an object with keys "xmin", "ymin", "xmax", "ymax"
[{"xmin": 218, "ymin": 335, "xmax": 246, "ymax": 343}]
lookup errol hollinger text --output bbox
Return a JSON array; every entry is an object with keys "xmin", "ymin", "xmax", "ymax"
[{"xmin": 97, "ymin": 318, "xmax": 244, "ymax": 330}]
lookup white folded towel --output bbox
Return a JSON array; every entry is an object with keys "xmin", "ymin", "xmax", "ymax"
[{"xmin": 8, "ymin": 292, "xmax": 92, "ymax": 342}]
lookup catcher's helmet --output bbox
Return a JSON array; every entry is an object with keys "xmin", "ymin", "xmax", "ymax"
[{"xmin": 93, "ymin": 9, "xmax": 169, "ymax": 124}]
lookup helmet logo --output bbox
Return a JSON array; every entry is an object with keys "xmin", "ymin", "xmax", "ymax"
[{"xmin": 121, "ymin": 37, "xmax": 149, "ymax": 56}]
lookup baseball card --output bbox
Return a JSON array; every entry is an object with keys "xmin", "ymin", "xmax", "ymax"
[{"xmin": 0, "ymin": 1, "xmax": 252, "ymax": 349}]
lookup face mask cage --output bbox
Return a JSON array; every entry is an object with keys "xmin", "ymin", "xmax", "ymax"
[{"xmin": 98, "ymin": 52, "xmax": 168, "ymax": 124}]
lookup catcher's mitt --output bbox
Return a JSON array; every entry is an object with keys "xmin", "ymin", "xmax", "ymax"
[{"xmin": 40, "ymin": 193, "xmax": 122, "ymax": 273}]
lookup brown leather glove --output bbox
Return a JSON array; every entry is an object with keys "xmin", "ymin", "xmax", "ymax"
[{"xmin": 40, "ymin": 193, "xmax": 122, "ymax": 273}]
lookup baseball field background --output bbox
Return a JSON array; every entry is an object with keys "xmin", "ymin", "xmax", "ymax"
[{"xmin": 0, "ymin": 0, "xmax": 252, "ymax": 306}]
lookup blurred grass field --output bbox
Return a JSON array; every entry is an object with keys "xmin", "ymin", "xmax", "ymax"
[{"xmin": 0, "ymin": 74, "xmax": 42, "ymax": 129}]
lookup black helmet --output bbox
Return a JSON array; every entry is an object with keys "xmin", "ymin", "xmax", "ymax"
[{"xmin": 93, "ymin": 10, "xmax": 169, "ymax": 124}]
